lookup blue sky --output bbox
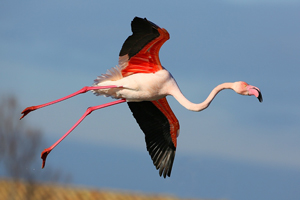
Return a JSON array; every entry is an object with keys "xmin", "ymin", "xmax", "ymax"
[{"xmin": 1, "ymin": 1, "xmax": 300, "ymax": 200}]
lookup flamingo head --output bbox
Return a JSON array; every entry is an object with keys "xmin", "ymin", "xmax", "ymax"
[{"xmin": 233, "ymin": 81, "xmax": 263, "ymax": 102}]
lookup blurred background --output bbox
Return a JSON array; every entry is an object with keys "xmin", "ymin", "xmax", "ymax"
[{"xmin": 0, "ymin": 1, "xmax": 299, "ymax": 200}]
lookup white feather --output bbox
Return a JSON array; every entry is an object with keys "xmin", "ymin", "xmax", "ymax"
[{"xmin": 92, "ymin": 66, "xmax": 123, "ymax": 96}]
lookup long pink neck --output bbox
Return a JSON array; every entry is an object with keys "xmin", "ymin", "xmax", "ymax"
[{"xmin": 171, "ymin": 82, "xmax": 234, "ymax": 112}]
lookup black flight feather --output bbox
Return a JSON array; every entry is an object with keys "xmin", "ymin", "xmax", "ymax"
[
  {"xmin": 119, "ymin": 17, "xmax": 160, "ymax": 59},
  {"xmin": 127, "ymin": 101, "xmax": 176, "ymax": 178}
]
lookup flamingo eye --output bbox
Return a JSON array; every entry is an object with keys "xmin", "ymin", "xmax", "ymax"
[{"xmin": 242, "ymin": 82, "xmax": 248, "ymax": 88}]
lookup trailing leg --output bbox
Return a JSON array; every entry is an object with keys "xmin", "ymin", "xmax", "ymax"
[
  {"xmin": 41, "ymin": 99, "xmax": 126, "ymax": 168},
  {"xmin": 20, "ymin": 85, "xmax": 120, "ymax": 119}
]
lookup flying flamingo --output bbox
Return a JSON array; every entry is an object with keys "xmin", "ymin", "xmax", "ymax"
[{"xmin": 20, "ymin": 17, "xmax": 263, "ymax": 178}]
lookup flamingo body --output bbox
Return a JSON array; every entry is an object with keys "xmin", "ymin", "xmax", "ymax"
[
  {"xmin": 93, "ymin": 68, "xmax": 174, "ymax": 101},
  {"xmin": 20, "ymin": 17, "xmax": 262, "ymax": 178}
]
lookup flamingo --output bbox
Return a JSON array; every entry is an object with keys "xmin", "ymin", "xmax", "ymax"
[{"xmin": 20, "ymin": 17, "xmax": 263, "ymax": 178}]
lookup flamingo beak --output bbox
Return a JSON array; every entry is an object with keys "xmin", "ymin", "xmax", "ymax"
[{"xmin": 247, "ymin": 85, "xmax": 263, "ymax": 102}]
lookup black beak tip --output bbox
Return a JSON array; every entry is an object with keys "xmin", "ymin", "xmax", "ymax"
[{"xmin": 257, "ymin": 92, "xmax": 263, "ymax": 103}]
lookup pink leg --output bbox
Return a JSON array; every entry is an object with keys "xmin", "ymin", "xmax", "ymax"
[
  {"xmin": 41, "ymin": 98, "xmax": 126, "ymax": 169},
  {"xmin": 20, "ymin": 85, "xmax": 120, "ymax": 119}
]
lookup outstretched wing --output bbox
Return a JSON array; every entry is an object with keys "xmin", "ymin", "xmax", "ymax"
[
  {"xmin": 128, "ymin": 98, "xmax": 180, "ymax": 178},
  {"xmin": 120, "ymin": 17, "xmax": 177, "ymax": 177},
  {"xmin": 119, "ymin": 17, "xmax": 170, "ymax": 77}
]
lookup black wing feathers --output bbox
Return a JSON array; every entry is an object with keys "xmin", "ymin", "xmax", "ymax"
[
  {"xmin": 119, "ymin": 17, "xmax": 160, "ymax": 59},
  {"xmin": 127, "ymin": 101, "xmax": 176, "ymax": 178}
]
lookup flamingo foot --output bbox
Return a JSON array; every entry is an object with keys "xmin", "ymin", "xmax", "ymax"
[
  {"xmin": 41, "ymin": 148, "xmax": 52, "ymax": 169},
  {"xmin": 20, "ymin": 106, "xmax": 37, "ymax": 120}
]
